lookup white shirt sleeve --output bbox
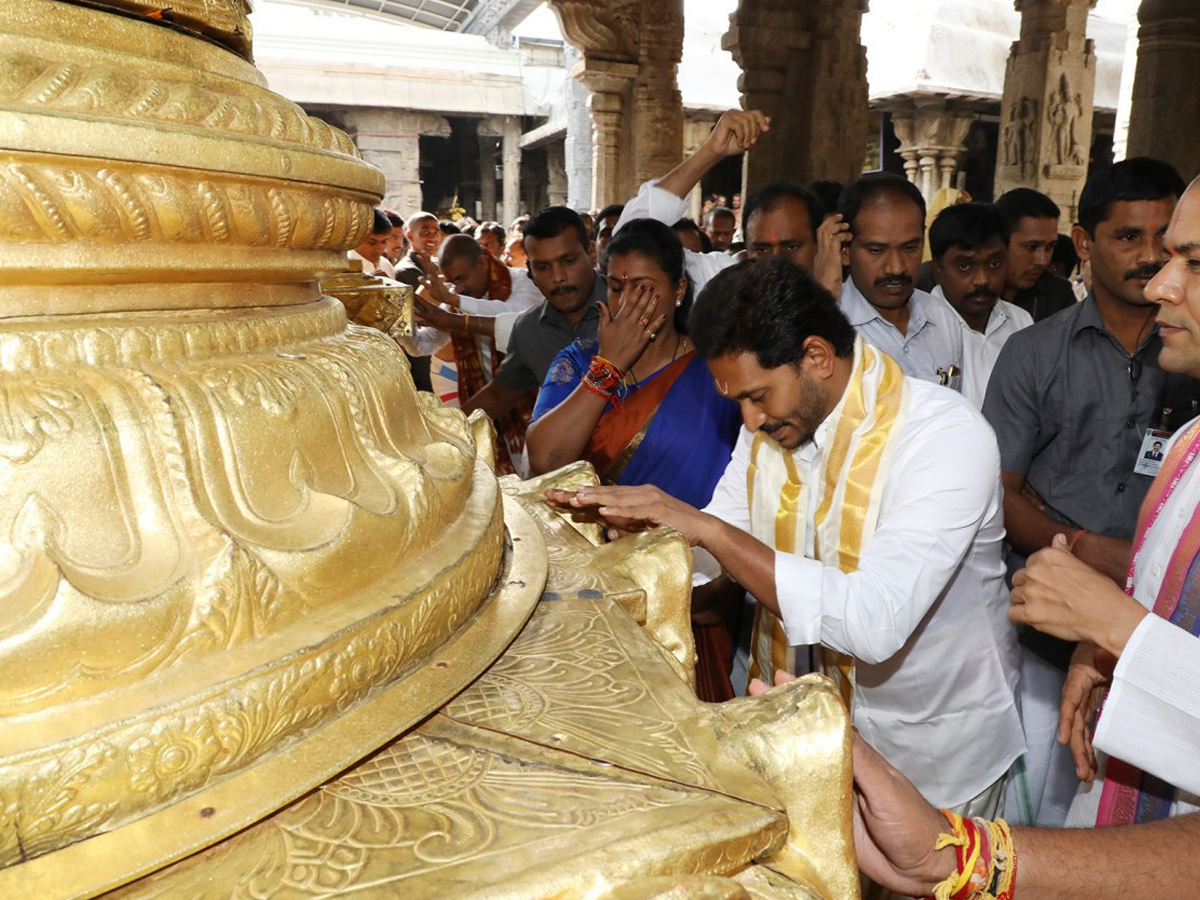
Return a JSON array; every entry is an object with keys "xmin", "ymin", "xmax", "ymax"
[
  {"xmin": 456, "ymin": 269, "xmax": 543, "ymax": 317},
  {"xmin": 616, "ymin": 180, "xmax": 737, "ymax": 296},
  {"xmin": 397, "ymin": 324, "xmax": 451, "ymax": 357},
  {"xmin": 616, "ymin": 179, "xmax": 689, "ymax": 231},
  {"xmin": 1093, "ymin": 614, "xmax": 1200, "ymax": 797},
  {"xmin": 492, "ymin": 312, "xmax": 519, "ymax": 354},
  {"xmin": 774, "ymin": 407, "xmax": 1000, "ymax": 665},
  {"xmin": 701, "ymin": 425, "xmax": 755, "ymax": 532}
]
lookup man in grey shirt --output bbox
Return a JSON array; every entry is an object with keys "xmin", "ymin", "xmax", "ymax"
[
  {"xmin": 462, "ymin": 207, "xmax": 603, "ymax": 419},
  {"xmin": 836, "ymin": 174, "xmax": 964, "ymax": 389},
  {"xmin": 983, "ymin": 156, "xmax": 1200, "ymax": 829}
]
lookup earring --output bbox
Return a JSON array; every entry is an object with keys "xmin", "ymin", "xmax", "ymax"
[{"xmin": 675, "ymin": 298, "xmax": 683, "ymax": 307}]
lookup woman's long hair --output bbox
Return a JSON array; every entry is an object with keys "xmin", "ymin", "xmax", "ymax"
[{"xmin": 606, "ymin": 218, "xmax": 694, "ymax": 334}]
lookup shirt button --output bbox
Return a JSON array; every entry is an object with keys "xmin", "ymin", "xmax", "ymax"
[
  {"xmin": 1117, "ymin": 483, "xmax": 1126, "ymax": 492},
  {"xmin": 1125, "ymin": 419, "xmax": 1136, "ymax": 429},
  {"xmin": 1153, "ymin": 564, "xmax": 1162, "ymax": 578},
  {"xmin": 1180, "ymin": 508, "xmax": 1187, "ymax": 518}
]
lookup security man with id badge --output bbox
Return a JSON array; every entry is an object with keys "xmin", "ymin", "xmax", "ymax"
[{"xmin": 980, "ymin": 156, "xmax": 1200, "ymax": 828}]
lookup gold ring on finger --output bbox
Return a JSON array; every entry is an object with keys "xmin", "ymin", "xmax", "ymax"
[{"xmin": 646, "ymin": 329, "xmax": 657, "ymax": 341}]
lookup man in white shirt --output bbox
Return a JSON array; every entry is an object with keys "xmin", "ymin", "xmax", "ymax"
[
  {"xmin": 346, "ymin": 208, "xmax": 396, "ymax": 279},
  {"xmin": 928, "ymin": 202, "xmax": 1033, "ymax": 408},
  {"xmin": 549, "ymin": 257, "xmax": 1024, "ymax": 817},
  {"xmin": 838, "ymin": 174, "xmax": 964, "ymax": 389},
  {"xmin": 410, "ymin": 234, "xmax": 543, "ymax": 358}
]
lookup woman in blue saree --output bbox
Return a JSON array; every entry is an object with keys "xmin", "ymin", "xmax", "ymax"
[{"xmin": 525, "ymin": 218, "xmax": 742, "ymax": 700}]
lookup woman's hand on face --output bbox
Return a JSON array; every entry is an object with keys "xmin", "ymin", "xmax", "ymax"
[{"xmin": 597, "ymin": 282, "xmax": 668, "ymax": 373}]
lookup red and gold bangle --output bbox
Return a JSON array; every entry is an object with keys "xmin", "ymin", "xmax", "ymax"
[
  {"xmin": 583, "ymin": 355, "xmax": 624, "ymax": 410},
  {"xmin": 925, "ymin": 811, "xmax": 1018, "ymax": 900}
]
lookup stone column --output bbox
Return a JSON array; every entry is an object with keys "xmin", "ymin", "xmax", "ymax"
[
  {"xmin": 550, "ymin": 0, "xmax": 679, "ymax": 209},
  {"xmin": 546, "ymin": 141, "xmax": 569, "ymax": 208},
  {"xmin": 724, "ymin": 0, "xmax": 869, "ymax": 188},
  {"xmin": 995, "ymin": 0, "xmax": 1098, "ymax": 222},
  {"xmin": 478, "ymin": 121, "xmax": 500, "ymax": 222},
  {"xmin": 563, "ymin": 44, "xmax": 595, "ymax": 210},
  {"xmin": 1126, "ymin": 0, "xmax": 1200, "ymax": 180},
  {"xmin": 632, "ymin": 0, "xmax": 684, "ymax": 188},
  {"xmin": 575, "ymin": 61, "xmax": 637, "ymax": 208},
  {"xmin": 501, "ymin": 115, "xmax": 522, "ymax": 225},
  {"xmin": 889, "ymin": 101, "xmax": 976, "ymax": 205},
  {"xmin": 340, "ymin": 109, "xmax": 450, "ymax": 214}
]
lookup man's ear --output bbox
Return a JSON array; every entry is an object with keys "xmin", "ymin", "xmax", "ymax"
[
  {"xmin": 1072, "ymin": 224, "xmax": 1091, "ymax": 263},
  {"xmin": 840, "ymin": 237, "xmax": 852, "ymax": 268},
  {"xmin": 801, "ymin": 335, "xmax": 837, "ymax": 379}
]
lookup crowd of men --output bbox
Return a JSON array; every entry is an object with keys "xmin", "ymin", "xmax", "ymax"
[{"xmin": 347, "ymin": 109, "xmax": 1200, "ymax": 898}]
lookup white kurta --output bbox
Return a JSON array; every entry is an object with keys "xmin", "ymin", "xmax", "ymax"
[
  {"xmin": 703, "ymin": 375, "xmax": 1025, "ymax": 808},
  {"xmin": 1068, "ymin": 416, "xmax": 1200, "ymax": 824},
  {"xmin": 931, "ymin": 286, "xmax": 1033, "ymax": 410}
]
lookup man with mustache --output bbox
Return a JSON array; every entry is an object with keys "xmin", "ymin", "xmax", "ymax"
[
  {"xmin": 461, "ymin": 207, "xmax": 603, "ymax": 421},
  {"xmin": 929, "ymin": 202, "xmax": 1033, "ymax": 409},
  {"xmin": 983, "ymin": 157, "xmax": 1200, "ymax": 829},
  {"xmin": 838, "ymin": 174, "xmax": 965, "ymax": 388}
]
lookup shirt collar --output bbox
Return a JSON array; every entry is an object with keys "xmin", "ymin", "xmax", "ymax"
[
  {"xmin": 841, "ymin": 276, "xmax": 929, "ymax": 334},
  {"xmin": 539, "ymin": 270, "xmax": 604, "ymax": 327},
  {"xmin": 797, "ymin": 338, "xmax": 860, "ymax": 463},
  {"xmin": 933, "ymin": 284, "xmax": 1010, "ymax": 335}
]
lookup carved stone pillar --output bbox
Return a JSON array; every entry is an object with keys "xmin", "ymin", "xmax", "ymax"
[
  {"xmin": 478, "ymin": 119, "xmax": 500, "ymax": 222},
  {"xmin": 563, "ymin": 45, "xmax": 595, "ymax": 210},
  {"xmin": 550, "ymin": 0, "xmax": 682, "ymax": 210},
  {"xmin": 501, "ymin": 115, "xmax": 522, "ymax": 226},
  {"xmin": 340, "ymin": 109, "xmax": 450, "ymax": 215},
  {"xmin": 632, "ymin": 0, "xmax": 684, "ymax": 188},
  {"xmin": 889, "ymin": 102, "xmax": 976, "ymax": 205},
  {"xmin": 575, "ymin": 61, "xmax": 637, "ymax": 208},
  {"xmin": 724, "ymin": 0, "xmax": 869, "ymax": 189},
  {"xmin": 546, "ymin": 141, "xmax": 569, "ymax": 208},
  {"xmin": 1126, "ymin": 0, "xmax": 1200, "ymax": 180},
  {"xmin": 995, "ymin": 0, "xmax": 1098, "ymax": 222}
]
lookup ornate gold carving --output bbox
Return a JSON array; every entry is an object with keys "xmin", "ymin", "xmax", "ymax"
[
  {"xmin": 95, "ymin": 598, "xmax": 854, "ymax": 900},
  {"xmin": 0, "ymin": 52, "xmax": 354, "ymax": 157},
  {"xmin": 501, "ymin": 463, "xmax": 698, "ymax": 690},
  {"xmin": 0, "ymin": 154, "xmax": 370, "ymax": 251}
]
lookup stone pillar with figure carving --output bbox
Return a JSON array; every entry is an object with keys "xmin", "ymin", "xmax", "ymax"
[
  {"xmin": 888, "ymin": 101, "xmax": 977, "ymax": 206},
  {"xmin": 995, "ymin": 0, "xmax": 1098, "ymax": 222},
  {"xmin": 1126, "ymin": 0, "xmax": 1200, "ymax": 181},
  {"xmin": 549, "ymin": 0, "xmax": 683, "ymax": 210},
  {"xmin": 340, "ymin": 109, "xmax": 449, "ymax": 215},
  {"xmin": 723, "ymin": 0, "xmax": 869, "ymax": 191}
]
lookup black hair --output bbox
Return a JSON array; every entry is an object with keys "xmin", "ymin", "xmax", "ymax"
[
  {"xmin": 522, "ymin": 206, "xmax": 590, "ymax": 250},
  {"xmin": 475, "ymin": 221, "xmax": 505, "ymax": 242},
  {"xmin": 370, "ymin": 208, "xmax": 391, "ymax": 235},
  {"xmin": 1077, "ymin": 157, "xmax": 1185, "ymax": 237},
  {"xmin": 438, "ymin": 220, "xmax": 460, "ymax": 236},
  {"xmin": 607, "ymin": 218, "xmax": 693, "ymax": 333},
  {"xmin": 837, "ymin": 173, "xmax": 926, "ymax": 232},
  {"xmin": 596, "ymin": 203, "xmax": 626, "ymax": 227},
  {"xmin": 690, "ymin": 257, "xmax": 856, "ymax": 367},
  {"xmin": 1052, "ymin": 233, "xmax": 1080, "ymax": 275},
  {"xmin": 742, "ymin": 181, "xmax": 824, "ymax": 241},
  {"xmin": 704, "ymin": 206, "xmax": 736, "ymax": 227},
  {"xmin": 809, "ymin": 180, "xmax": 844, "ymax": 219},
  {"xmin": 928, "ymin": 202, "xmax": 1010, "ymax": 260},
  {"xmin": 994, "ymin": 188, "xmax": 1060, "ymax": 234},
  {"xmin": 672, "ymin": 216, "xmax": 702, "ymax": 236},
  {"xmin": 383, "ymin": 208, "xmax": 404, "ymax": 229}
]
